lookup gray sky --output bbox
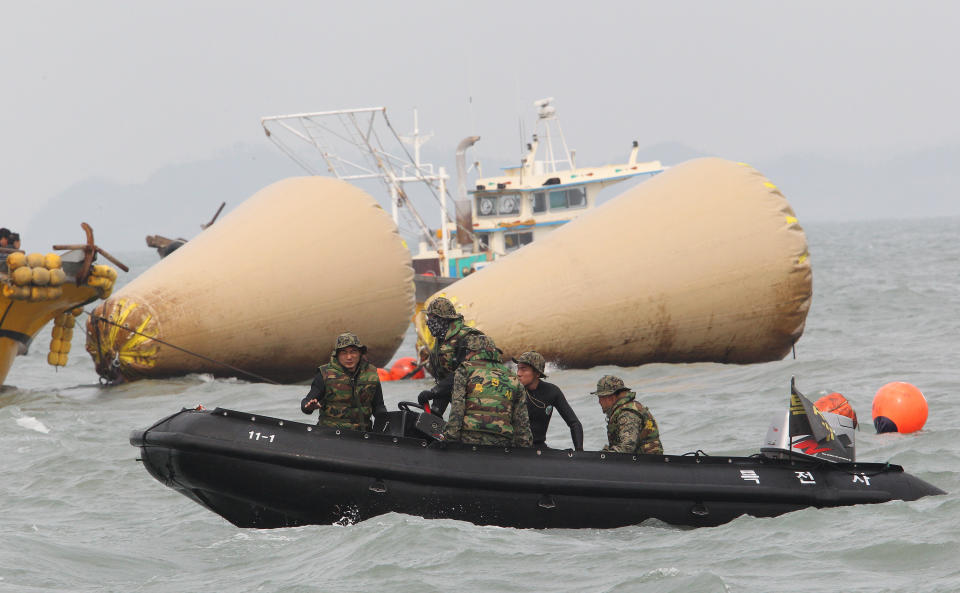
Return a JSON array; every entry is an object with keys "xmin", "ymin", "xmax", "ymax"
[{"xmin": 3, "ymin": 1, "xmax": 959, "ymax": 234}]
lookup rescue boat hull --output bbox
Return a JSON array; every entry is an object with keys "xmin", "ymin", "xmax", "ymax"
[{"xmin": 131, "ymin": 408, "xmax": 944, "ymax": 529}]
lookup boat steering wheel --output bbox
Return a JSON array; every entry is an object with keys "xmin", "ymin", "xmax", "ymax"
[{"xmin": 397, "ymin": 401, "xmax": 426, "ymax": 413}]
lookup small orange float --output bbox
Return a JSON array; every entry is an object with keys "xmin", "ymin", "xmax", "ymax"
[
  {"xmin": 813, "ymin": 391, "xmax": 858, "ymax": 428},
  {"xmin": 872, "ymin": 382, "xmax": 928, "ymax": 434},
  {"xmin": 390, "ymin": 356, "xmax": 424, "ymax": 380}
]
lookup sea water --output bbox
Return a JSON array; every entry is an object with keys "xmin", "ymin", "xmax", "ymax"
[{"xmin": 1, "ymin": 218, "xmax": 958, "ymax": 593}]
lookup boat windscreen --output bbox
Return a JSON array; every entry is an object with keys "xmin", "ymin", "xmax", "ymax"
[{"xmin": 787, "ymin": 378, "xmax": 855, "ymax": 463}]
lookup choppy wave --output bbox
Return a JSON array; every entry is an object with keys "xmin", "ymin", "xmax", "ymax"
[{"xmin": 1, "ymin": 219, "xmax": 958, "ymax": 593}]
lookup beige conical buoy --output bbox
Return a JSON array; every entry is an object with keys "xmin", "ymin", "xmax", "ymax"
[
  {"xmin": 87, "ymin": 177, "xmax": 414, "ymax": 383},
  {"xmin": 415, "ymin": 158, "xmax": 811, "ymax": 368}
]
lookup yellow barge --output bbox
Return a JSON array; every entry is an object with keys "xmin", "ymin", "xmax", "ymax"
[{"xmin": 0, "ymin": 224, "xmax": 124, "ymax": 386}]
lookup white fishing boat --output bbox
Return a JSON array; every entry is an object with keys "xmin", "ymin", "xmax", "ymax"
[
  {"xmin": 260, "ymin": 99, "xmax": 663, "ymax": 303},
  {"xmin": 260, "ymin": 102, "xmax": 812, "ymax": 373},
  {"xmin": 411, "ymin": 98, "xmax": 663, "ymax": 284}
]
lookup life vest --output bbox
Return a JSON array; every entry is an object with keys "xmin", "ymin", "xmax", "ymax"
[
  {"xmin": 459, "ymin": 359, "xmax": 520, "ymax": 439},
  {"xmin": 607, "ymin": 392, "xmax": 662, "ymax": 455},
  {"xmin": 318, "ymin": 356, "xmax": 379, "ymax": 431}
]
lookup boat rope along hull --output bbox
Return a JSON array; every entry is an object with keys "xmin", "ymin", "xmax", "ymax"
[{"xmin": 130, "ymin": 408, "xmax": 945, "ymax": 529}]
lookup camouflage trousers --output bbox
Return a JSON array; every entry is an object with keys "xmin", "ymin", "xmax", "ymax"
[{"xmin": 459, "ymin": 430, "xmax": 512, "ymax": 447}]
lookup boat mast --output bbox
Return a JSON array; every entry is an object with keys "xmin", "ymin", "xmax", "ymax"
[
  {"xmin": 261, "ymin": 107, "xmax": 450, "ymax": 252},
  {"xmin": 533, "ymin": 98, "xmax": 574, "ymax": 173}
]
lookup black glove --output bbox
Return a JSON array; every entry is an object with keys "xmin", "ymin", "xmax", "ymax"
[{"xmin": 417, "ymin": 390, "xmax": 434, "ymax": 406}]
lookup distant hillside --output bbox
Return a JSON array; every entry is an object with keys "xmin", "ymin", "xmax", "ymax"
[
  {"xmin": 757, "ymin": 145, "xmax": 960, "ymax": 222},
  {"xmin": 623, "ymin": 141, "xmax": 960, "ymax": 223},
  {"xmin": 23, "ymin": 146, "xmax": 299, "ymax": 252},
  {"xmin": 23, "ymin": 141, "xmax": 960, "ymax": 252}
]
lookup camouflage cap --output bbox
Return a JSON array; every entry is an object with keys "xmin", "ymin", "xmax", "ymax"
[
  {"xmin": 592, "ymin": 375, "xmax": 628, "ymax": 397},
  {"xmin": 426, "ymin": 296, "xmax": 461, "ymax": 320},
  {"xmin": 333, "ymin": 332, "xmax": 367, "ymax": 353},
  {"xmin": 512, "ymin": 351, "xmax": 546, "ymax": 378}
]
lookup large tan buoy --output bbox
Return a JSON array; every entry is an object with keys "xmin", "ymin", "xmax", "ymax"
[
  {"xmin": 87, "ymin": 177, "xmax": 414, "ymax": 383},
  {"xmin": 416, "ymin": 158, "xmax": 812, "ymax": 368}
]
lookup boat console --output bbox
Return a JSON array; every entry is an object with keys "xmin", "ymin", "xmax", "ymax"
[{"xmin": 372, "ymin": 401, "xmax": 445, "ymax": 440}]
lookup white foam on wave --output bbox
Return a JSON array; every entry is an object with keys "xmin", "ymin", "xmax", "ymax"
[{"xmin": 16, "ymin": 416, "xmax": 50, "ymax": 434}]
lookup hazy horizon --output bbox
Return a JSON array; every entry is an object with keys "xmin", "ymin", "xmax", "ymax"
[{"xmin": 4, "ymin": 2, "xmax": 960, "ymax": 245}]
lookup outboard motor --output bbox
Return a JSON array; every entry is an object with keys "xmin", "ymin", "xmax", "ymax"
[{"xmin": 761, "ymin": 378, "xmax": 855, "ymax": 462}]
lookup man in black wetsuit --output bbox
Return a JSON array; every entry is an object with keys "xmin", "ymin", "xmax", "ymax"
[{"xmin": 513, "ymin": 351, "xmax": 583, "ymax": 451}]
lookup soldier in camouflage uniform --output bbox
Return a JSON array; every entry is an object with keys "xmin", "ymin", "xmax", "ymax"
[
  {"xmin": 592, "ymin": 375, "xmax": 663, "ymax": 455},
  {"xmin": 442, "ymin": 335, "xmax": 533, "ymax": 447},
  {"xmin": 417, "ymin": 296, "xmax": 484, "ymax": 415},
  {"xmin": 301, "ymin": 332, "xmax": 387, "ymax": 431}
]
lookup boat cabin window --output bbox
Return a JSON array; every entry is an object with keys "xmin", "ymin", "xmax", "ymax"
[
  {"xmin": 533, "ymin": 192, "xmax": 547, "ymax": 214},
  {"xmin": 504, "ymin": 231, "xmax": 533, "ymax": 252},
  {"xmin": 477, "ymin": 234, "xmax": 490, "ymax": 252},
  {"xmin": 476, "ymin": 192, "xmax": 521, "ymax": 217},
  {"xmin": 499, "ymin": 194, "xmax": 520, "ymax": 215},
  {"xmin": 548, "ymin": 187, "xmax": 587, "ymax": 211}
]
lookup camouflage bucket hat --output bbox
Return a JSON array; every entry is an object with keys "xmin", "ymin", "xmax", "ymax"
[
  {"xmin": 592, "ymin": 375, "xmax": 627, "ymax": 397},
  {"xmin": 426, "ymin": 296, "xmax": 461, "ymax": 320},
  {"xmin": 333, "ymin": 332, "xmax": 367, "ymax": 353},
  {"xmin": 512, "ymin": 351, "xmax": 546, "ymax": 378}
]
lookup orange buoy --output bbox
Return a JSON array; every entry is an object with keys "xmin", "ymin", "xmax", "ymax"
[
  {"xmin": 377, "ymin": 367, "xmax": 394, "ymax": 382},
  {"xmin": 390, "ymin": 356, "xmax": 425, "ymax": 380},
  {"xmin": 813, "ymin": 390, "xmax": 858, "ymax": 428},
  {"xmin": 872, "ymin": 382, "xmax": 928, "ymax": 434}
]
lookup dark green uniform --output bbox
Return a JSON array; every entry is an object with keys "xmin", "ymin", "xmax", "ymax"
[
  {"xmin": 429, "ymin": 317, "xmax": 482, "ymax": 383},
  {"xmin": 420, "ymin": 318, "xmax": 484, "ymax": 414},
  {"xmin": 603, "ymin": 391, "xmax": 662, "ymax": 455},
  {"xmin": 443, "ymin": 338, "xmax": 533, "ymax": 448},
  {"xmin": 301, "ymin": 354, "xmax": 384, "ymax": 431}
]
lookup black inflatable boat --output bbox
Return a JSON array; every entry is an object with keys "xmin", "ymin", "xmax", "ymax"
[{"xmin": 130, "ymin": 398, "xmax": 944, "ymax": 529}]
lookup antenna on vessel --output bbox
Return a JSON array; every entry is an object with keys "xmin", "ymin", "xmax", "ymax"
[
  {"xmin": 533, "ymin": 97, "xmax": 573, "ymax": 173},
  {"xmin": 400, "ymin": 109, "xmax": 434, "ymax": 171}
]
